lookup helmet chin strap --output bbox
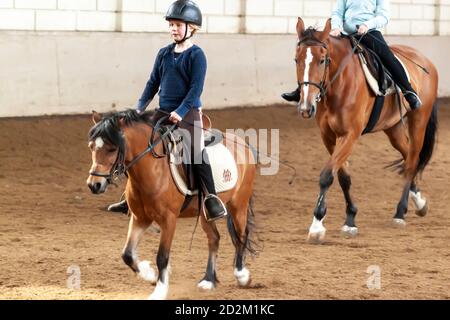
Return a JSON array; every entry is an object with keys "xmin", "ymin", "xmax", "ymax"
[{"xmin": 175, "ymin": 23, "xmax": 193, "ymax": 44}]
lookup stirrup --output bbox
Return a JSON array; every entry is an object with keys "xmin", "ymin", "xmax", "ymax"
[{"xmin": 203, "ymin": 194, "xmax": 227, "ymax": 222}]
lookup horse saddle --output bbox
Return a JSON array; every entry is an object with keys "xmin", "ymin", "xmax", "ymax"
[
  {"xmin": 159, "ymin": 115, "xmax": 238, "ymax": 197},
  {"xmin": 350, "ymin": 36, "xmax": 411, "ymax": 97}
]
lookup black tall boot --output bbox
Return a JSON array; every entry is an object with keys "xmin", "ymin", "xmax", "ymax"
[
  {"xmin": 107, "ymin": 199, "xmax": 128, "ymax": 214},
  {"xmin": 281, "ymin": 88, "xmax": 300, "ymax": 102},
  {"xmin": 403, "ymin": 90, "xmax": 422, "ymax": 110},
  {"xmin": 194, "ymin": 162, "xmax": 227, "ymax": 222}
]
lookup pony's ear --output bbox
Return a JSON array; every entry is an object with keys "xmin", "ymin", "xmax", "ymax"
[
  {"xmin": 296, "ymin": 17, "xmax": 305, "ymax": 38},
  {"xmin": 118, "ymin": 117, "xmax": 126, "ymax": 128},
  {"xmin": 92, "ymin": 110, "xmax": 102, "ymax": 124},
  {"xmin": 323, "ymin": 18, "xmax": 332, "ymax": 36}
]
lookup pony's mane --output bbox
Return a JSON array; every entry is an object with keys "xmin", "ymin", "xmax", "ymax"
[{"xmin": 88, "ymin": 109, "xmax": 154, "ymax": 147}]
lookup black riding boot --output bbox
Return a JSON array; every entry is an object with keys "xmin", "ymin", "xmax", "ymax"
[
  {"xmin": 281, "ymin": 88, "xmax": 300, "ymax": 102},
  {"xmin": 194, "ymin": 162, "xmax": 227, "ymax": 222},
  {"xmin": 107, "ymin": 199, "xmax": 129, "ymax": 214},
  {"xmin": 403, "ymin": 90, "xmax": 422, "ymax": 110}
]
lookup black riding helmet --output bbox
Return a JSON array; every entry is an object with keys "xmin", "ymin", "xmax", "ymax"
[{"xmin": 165, "ymin": 0, "xmax": 202, "ymax": 43}]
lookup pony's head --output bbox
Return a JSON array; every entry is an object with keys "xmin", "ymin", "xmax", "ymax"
[
  {"xmin": 295, "ymin": 18, "xmax": 332, "ymax": 118},
  {"xmin": 86, "ymin": 110, "xmax": 142, "ymax": 194}
]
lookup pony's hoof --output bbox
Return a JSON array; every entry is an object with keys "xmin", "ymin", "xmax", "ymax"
[
  {"xmin": 415, "ymin": 201, "xmax": 428, "ymax": 217},
  {"xmin": 234, "ymin": 268, "xmax": 251, "ymax": 287},
  {"xmin": 197, "ymin": 280, "xmax": 215, "ymax": 290},
  {"xmin": 341, "ymin": 225, "xmax": 358, "ymax": 237},
  {"xmin": 307, "ymin": 230, "xmax": 326, "ymax": 244},
  {"xmin": 392, "ymin": 218, "xmax": 406, "ymax": 228},
  {"xmin": 148, "ymin": 281, "xmax": 168, "ymax": 300},
  {"xmin": 137, "ymin": 261, "xmax": 157, "ymax": 284}
]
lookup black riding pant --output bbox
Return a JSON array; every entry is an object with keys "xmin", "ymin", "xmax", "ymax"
[
  {"xmin": 152, "ymin": 109, "xmax": 217, "ymax": 195},
  {"xmin": 357, "ymin": 30, "xmax": 414, "ymax": 93}
]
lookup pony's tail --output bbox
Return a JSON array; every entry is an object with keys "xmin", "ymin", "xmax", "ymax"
[
  {"xmin": 417, "ymin": 101, "xmax": 438, "ymax": 174},
  {"xmin": 227, "ymin": 195, "xmax": 259, "ymax": 258}
]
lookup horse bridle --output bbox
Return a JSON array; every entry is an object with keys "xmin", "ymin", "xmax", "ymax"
[
  {"xmin": 89, "ymin": 116, "xmax": 176, "ymax": 183},
  {"xmin": 296, "ymin": 38, "xmax": 331, "ymax": 103},
  {"xmin": 296, "ymin": 33, "xmax": 366, "ymax": 103}
]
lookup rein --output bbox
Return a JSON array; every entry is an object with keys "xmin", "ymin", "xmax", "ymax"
[{"xmin": 89, "ymin": 116, "xmax": 177, "ymax": 182}]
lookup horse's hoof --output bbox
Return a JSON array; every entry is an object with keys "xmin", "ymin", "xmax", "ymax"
[
  {"xmin": 415, "ymin": 201, "xmax": 428, "ymax": 217},
  {"xmin": 197, "ymin": 280, "xmax": 215, "ymax": 290},
  {"xmin": 307, "ymin": 230, "xmax": 326, "ymax": 244},
  {"xmin": 148, "ymin": 281, "xmax": 168, "ymax": 300},
  {"xmin": 137, "ymin": 261, "xmax": 157, "ymax": 284},
  {"xmin": 341, "ymin": 225, "xmax": 358, "ymax": 237},
  {"xmin": 392, "ymin": 218, "xmax": 406, "ymax": 228},
  {"xmin": 234, "ymin": 267, "xmax": 251, "ymax": 287}
]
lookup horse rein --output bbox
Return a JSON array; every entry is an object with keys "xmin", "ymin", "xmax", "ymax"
[{"xmin": 89, "ymin": 116, "xmax": 176, "ymax": 182}]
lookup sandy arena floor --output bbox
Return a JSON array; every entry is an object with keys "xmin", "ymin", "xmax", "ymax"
[{"xmin": 0, "ymin": 102, "xmax": 449, "ymax": 300}]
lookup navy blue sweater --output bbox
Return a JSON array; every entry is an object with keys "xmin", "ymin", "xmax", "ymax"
[{"xmin": 136, "ymin": 43, "xmax": 207, "ymax": 118}]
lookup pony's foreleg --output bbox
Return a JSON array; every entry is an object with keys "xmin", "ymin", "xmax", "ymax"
[
  {"xmin": 121, "ymin": 215, "xmax": 157, "ymax": 284},
  {"xmin": 308, "ymin": 134, "xmax": 358, "ymax": 243},
  {"xmin": 148, "ymin": 213, "xmax": 177, "ymax": 300},
  {"xmin": 197, "ymin": 215, "xmax": 220, "ymax": 290},
  {"xmin": 338, "ymin": 166, "xmax": 359, "ymax": 237}
]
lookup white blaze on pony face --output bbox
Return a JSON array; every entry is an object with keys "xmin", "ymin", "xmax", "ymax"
[
  {"xmin": 94, "ymin": 137, "xmax": 105, "ymax": 150},
  {"xmin": 300, "ymin": 48, "xmax": 314, "ymax": 110}
]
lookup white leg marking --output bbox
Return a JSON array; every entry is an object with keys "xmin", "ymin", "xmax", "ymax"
[
  {"xmin": 409, "ymin": 190, "xmax": 426, "ymax": 211},
  {"xmin": 198, "ymin": 280, "xmax": 215, "ymax": 290},
  {"xmin": 234, "ymin": 267, "xmax": 251, "ymax": 287},
  {"xmin": 94, "ymin": 137, "xmax": 104, "ymax": 150},
  {"xmin": 148, "ymin": 269, "xmax": 169, "ymax": 300},
  {"xmin": 300, "ymin": 48, "xmax": 313, "ymax": 110},
  {"xmin": 341, "ymin": 225, "xmax": 358, "ymax": 237},
  {"xmin": 308, "ymin": 216, "xmax": 327, "ymax": 243},
  {"xmin": 137, "ymin": 261, "xmax": 157, "ymax": 284}
]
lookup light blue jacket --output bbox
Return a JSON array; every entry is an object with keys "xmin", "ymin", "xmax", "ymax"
[{"xmin": 331, "ymin": 0, "xmax": 390, "ymax": 34}]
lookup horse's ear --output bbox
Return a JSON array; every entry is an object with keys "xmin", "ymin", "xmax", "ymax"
[
  {"xmin": 92, "ymin": 111, "xmax": 102, "ymax": 124},
  {"xmin": 323, "ymin": 18, "xmax": 332, "ymax": 36},
  {"xmin": 296, "ymin": 17, "xmax": 305, "ymax": 38}
]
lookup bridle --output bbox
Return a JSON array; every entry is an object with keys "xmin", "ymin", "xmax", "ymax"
[
  {"xmin": 296, "ymin": 37, "xmax": 331, "ymax": 103},
  {"xmin": 296, "ymin": 31, "xmax": 366, "ymax": 103},
  {"xmin": 89, "ymin": 116, "xmax": 176, "ymax": 183}
]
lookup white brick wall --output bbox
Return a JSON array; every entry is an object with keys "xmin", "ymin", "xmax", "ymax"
[{"xmin": 0, "ymin": 0, "xmax": 447, "ymax": 35}]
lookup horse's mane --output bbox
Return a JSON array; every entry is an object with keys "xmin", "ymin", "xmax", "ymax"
[
  {"xmin": 299, "ymin": 27, "xmax": 323, "ymax": 46},
  {"xmin": 88, "ymin": 109, "xmax": 154, "ymax": 147}
]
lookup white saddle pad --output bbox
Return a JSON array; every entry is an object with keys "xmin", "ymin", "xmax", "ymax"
[
  {"xmin": 169, "ymin": 140, "xmax": 238, "ymax": 196},
  {"xmin": 359, "ymin": 53, "xmax": 410, "ymax": 96}
]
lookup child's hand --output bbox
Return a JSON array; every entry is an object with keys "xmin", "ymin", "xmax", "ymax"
[{"xmin": 169, "ymin": 111, "xmax": 182, "ymax": 123}]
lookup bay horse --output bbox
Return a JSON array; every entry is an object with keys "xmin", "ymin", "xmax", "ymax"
[
  {"xmin": 293, "ymin": 18, "xmax": 438, "ymax": 243},
  {"xmin": 86, "ymin": 110, "xmax": 257, "ymax": 299}
]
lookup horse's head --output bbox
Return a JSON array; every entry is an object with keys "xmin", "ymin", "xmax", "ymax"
[
  {"xmin": 86, "ymin": 110, "xmax": 140, "ymax": 194},
  {"xmin": 295, "ymin": 18, "xmax": 332, "ymax": 119}
]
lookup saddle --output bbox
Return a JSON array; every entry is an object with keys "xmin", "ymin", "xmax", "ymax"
[
  {"xmin": 349, "ymin": 36, "xmax": 411, "ymax": 134},
  {"xmin": 349, "ymin": 36, "xmax": 410, "ymax": 97},
  {"xmin": 155, "ymin": 114, "xmax": 238, "ymax": 197}
]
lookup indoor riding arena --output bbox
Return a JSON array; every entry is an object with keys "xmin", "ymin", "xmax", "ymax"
[{"xmin": 1, "ymin": 0, "xmax": 449, "ymax": 300}]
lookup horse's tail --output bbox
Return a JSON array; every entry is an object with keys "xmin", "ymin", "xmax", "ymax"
[
  {"xmin": 417, "ymin": 101, "xmax": 438, "ymax": 174},
  {"xmin": 227, "ymin": 195, "xmax": 259, "ymax": 258},
  {"xmin": 384, "ymin": 101, "xmax": 438, "ymax": 175}
]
